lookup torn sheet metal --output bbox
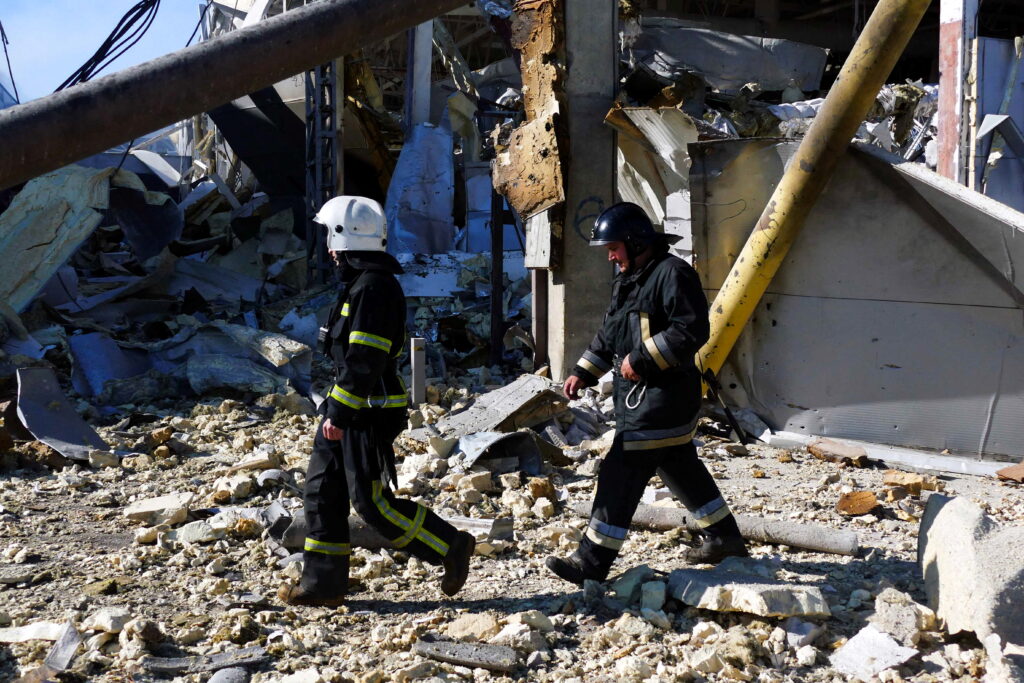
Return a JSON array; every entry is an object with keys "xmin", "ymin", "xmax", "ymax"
[
  {"xmin": 385, "ymin": 124, "xmax": 456, "ymax": 254},
  {"xmin": 630, "ymin": 19, "xmax": 828, "ymax": 94},
  {"xmin": 455, "ymin": 431, "xmax": 543, "ymax": 475},
  {"xmin": 0, "ymin": 165, "xmax": 114, "ymax": 313},
  {"xmin": 69, "ymin": 332, "xmax": 151, "ymax": 398},
  {"xmin": 166, "ymin": 257, "xmax": 273, "ymax": 303},
  {"xmin": 607, "ymin": 105, "xmax": 697, "ymax": 226},
  {"xmin": 16, "ymin": 367, "xmax": 109, "ymax": 461},
  {"xmin": 690, "ymin": 139, "xmax": 1024, "ymax": 458},
  {"xmin": 107, "ymin": 185, "xmax": 184, "ymax": 261}
]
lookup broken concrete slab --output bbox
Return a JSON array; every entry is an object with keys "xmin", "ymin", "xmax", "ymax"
[
  {"xmin": 667, "ymin": 567, "xmax": 831, "ymax": 618},
  {"xmin": 918, "ymin": 494, "xmax": 1024, "ymax": 645},
  {"xmin": 408, "ymin": 375, "xmax": 568, "ymax": 442},
  {"xmin": 0, "ymin": 621, "xmax": 66, "ymax": 643},
  {"xmin": 869, "ymin": 587, "xmax": 937, "ymax": 646},
  {"xmin": 413, "ymin": 636, "xmax": 519, "ymax": 672},
  {"xmin": 123, "ymin": 492, "xmax": 195, "ymax": 526},
  {"xmin": 16, "ymin": 367, "xmax": 109, "ymax": 462},
  {"xmin": 140, "ymin": 646, "xmax": 269, "ymax": 675},
  {"xmin": 829, "ymin": 624, "xmax": 918, "ymax": 679}
]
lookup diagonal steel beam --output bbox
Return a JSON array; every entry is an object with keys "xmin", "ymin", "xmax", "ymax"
[{"xmin": 0, "ymin": 0, "xmax": 467, "ymax": 191}]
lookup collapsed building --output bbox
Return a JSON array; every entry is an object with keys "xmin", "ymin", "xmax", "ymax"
[{"xmin": 0, "ymin": 0, "xmax": 1022, "ymax": 681}]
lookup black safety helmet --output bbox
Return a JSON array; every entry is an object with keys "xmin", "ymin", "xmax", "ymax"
[{"xmin": 589, "ymin": 202, "xmax": 680, "ymax": 256}]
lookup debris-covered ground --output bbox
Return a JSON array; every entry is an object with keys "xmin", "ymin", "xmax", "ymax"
[{"xmin": 1, "ymin": 374, "xmax": 1022, "ymax": 682}]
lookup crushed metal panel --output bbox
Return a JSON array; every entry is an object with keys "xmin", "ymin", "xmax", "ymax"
[
  {"xmin": 630, "ymin": 19, "xmax": 829, "ymax": 93},
  {"xmin": 0, "ymin": 166, "xmax": 114, "ymax": 313},
  {"xmin": 691, "ymin": 139, "xmax": 1024, "ymax": 459},
  {"xmin": 16, "ymin": 367, "xmax": 109, "ymax": 461}
]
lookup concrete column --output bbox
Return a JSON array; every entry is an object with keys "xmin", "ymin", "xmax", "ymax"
[
  {"xmin": 408, "ymin": 21, "xmax": 434, "ymax": 128},
  {"xmin": 937, "ymin": 0, "xmax": 978, "ymax": 183},
  {"xmin": 547, "ymin": 0, "xmax": 617, "ymax": 380}
]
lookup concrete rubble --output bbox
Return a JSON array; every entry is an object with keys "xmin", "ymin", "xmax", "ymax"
[{"xmin": 0, "ymin": 372, "xmax": 1019, "ymax": 680}]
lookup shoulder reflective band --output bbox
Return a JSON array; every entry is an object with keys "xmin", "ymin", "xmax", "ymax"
[
  {"xmin": 341, "ymin": 303, "xmax": 350, "ymax": 317},
  {"xmin": 329, "ymin": 384, "xmax": 366, "ymax": 409},
  {"xmin": 349, "ymin": 330, "xmax": 392, "ymax": 353}
]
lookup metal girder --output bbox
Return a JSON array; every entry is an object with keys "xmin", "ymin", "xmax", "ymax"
[{"xmin": 0, "ymin": 0, "xmax": 467, "ymax": 191}]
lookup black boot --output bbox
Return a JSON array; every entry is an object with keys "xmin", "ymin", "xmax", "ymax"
[
  {"xmin": 441, "ymin": 531, "xmax": 475, "ymax": 596},
  {"xmin": 278, "ymin": 552, "xmax": 348, "ymax": 607},
  {"xmin": 683, "ymin": 534, "xmax": 748, "ymax": 564},
  {"xmin": 545, "ymin": 555, "xmax": 609, "ymax": 586}
]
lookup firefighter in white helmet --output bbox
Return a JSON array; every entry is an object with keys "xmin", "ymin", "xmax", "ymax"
[{"xmin": 278, "ymin": 196, "xmax": 475, "ymax": 607}]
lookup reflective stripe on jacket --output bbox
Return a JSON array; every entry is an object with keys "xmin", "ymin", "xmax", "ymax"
[
  {"xmin": 571, "ymin": 250, "xmax": 710, "ymax": 436},
  {"xmin": 324, "ymin": 269, "xmax": 408, "ymax": 428}
]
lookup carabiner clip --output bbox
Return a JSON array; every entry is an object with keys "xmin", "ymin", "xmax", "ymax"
[{"xmin": 625, "ymin": 381, "xmax": 647, "ymax": 410}]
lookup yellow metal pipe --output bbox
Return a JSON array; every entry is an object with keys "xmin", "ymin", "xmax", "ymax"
[{"xmin": 697, "ymin": 0, "xmax": 932, "ymax": 386}]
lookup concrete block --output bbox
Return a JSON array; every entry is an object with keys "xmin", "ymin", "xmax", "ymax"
[
  {"xmin": 668, "ymin": 568, "xmax": 831, "ymax": 618},
  {"xmin": 829, "ymin": 624, "xmax": 918, "ymax": 679},
  {"xmin": 869, "ymin": 587, "xmax": 937, "ymax": 646},
  {"xmin": 918, "ymin": 495, "xmax": 1024, "ymax": 644},
  {"xmin": 123, "ymin": 492, "xmax": 194, "ymax": 526},
  {"xmin": 447, "ymin": 613, "xmax": 500, "ymax": 641}
]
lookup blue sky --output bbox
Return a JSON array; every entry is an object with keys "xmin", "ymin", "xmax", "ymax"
[{"xmin": 2, "ymin": 1, "xmax": 202, "ymax": 102}]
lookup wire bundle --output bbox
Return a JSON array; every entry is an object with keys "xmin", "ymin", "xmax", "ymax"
[{"xmin": 54, "ymin": 0, "xmax": 162, "ymax": 92}]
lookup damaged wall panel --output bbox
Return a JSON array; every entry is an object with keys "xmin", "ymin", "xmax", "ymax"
[
  {"xmin": 691, "ymin": 139, "xmax": 1024, "ymax": 459},
  {"xmin": 492, "ymin": 0, "xmax": 568, "ymax": 268}
]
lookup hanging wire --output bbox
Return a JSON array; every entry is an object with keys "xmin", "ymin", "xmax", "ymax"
[
  {"xmin": 0, "ymin": 19, "xmax": 19, "ymax": 102},
  {"xmin": 54, "ymin": 0, "xmax": 162, "ymax": 92},
  {"xmin": 186, "ymin": 2, "xmax": 213, "ymax": 47}
]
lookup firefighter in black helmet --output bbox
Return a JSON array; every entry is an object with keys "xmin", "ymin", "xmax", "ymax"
[{"xmin": 546, "ymin": 202, "xmax": 747, "ymax": 586}]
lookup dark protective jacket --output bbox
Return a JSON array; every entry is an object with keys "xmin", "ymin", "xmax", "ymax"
[
  {"xmin": 571, "ymin": 249, "xmax": 710, "ymax": 450},
  {"xmin": 322, "ymin": 253, "xmax": 409, "ymax": 430}
]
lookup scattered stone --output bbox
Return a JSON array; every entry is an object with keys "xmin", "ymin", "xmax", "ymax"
[
  {"xmin": 0, "ymin": 621, "xmax": 66, "ymax": 643},
  {"xmin": 274, "ymin": 668, "xmax": 324, "ymax": 683},
  {"xmin": 527, "ymin": 476, "xmax": 556, "ymax": 501},
  {"xmin": 458, "ymin": 470, "xmax": 494, "ymax": 493},
  {"xmin": 641, "ymin": 580, "xmax": 667, "ymax": 611},
  {"xmin": 869, "ymin": 587, "xmax": 937, "ymax": 646},
  {"xmin": 212, "ymin": 474, "xmax": 255, "ymax": 503},
  {"xmin": 783, "ymin": 617, "xmax": 826, "ymax": 648},
  {"xmin": 918, "ymin": 494, "xmax": 1024, "ymax": 644},
  {"xmin": 640, "ymin": 608, "xmax": 671, "ymax": 630},
  {"xmin": 689, "ymin": 646, "xmax": 726, "ymax": 674},
  {"xmin": 123, "ymin": 492, "xmax": 194, "ymax": 526},
  {"xmin": 532, "ymin": 497, "xmax": 555, "ymax": 519},
  {"xmin": 208, "ymin": 667, "xmax": 251, "ymax": 683},
  {"xmin": 807, "ymin": 438, "xmax": 869, "ymax": 467},
  {"xmin": 83, "ymin": 607, "xmax": 131, "ymax": 634},
  {"xmin": 796, "ymin": 644, "xmax": 817, "ymax": 666},
  {"xmin": 883, "ymin": 470, "xmax": 927, "ymax": 494},
  {"xmin": 164, "ymin": 520, "xmax": 223, "ymax": 545},
  {"xmin": 394, "ymin": 661, "xmax": 436, "ymax": 683},
  {"xmin": 668, "ymin": 567, "xmax": 831, "ymax": 618},
  {"xmin": 88, "ymin": 450, "xmax": 119, "ymax": 469},
  {"xmin": 447, "ymin": 613, "xmax": 500, "ymax": 641},
  {"xmin": 489, "ymin": 622, "xmax": 547, "ymax": 653},
  {"xmin": 837, "ymin": 490, "xmax": 879, "ymax": 516},
  {"xmin": 610, "ymin": 565, "xmax": 656, "ymax": 604},
  {"xmin": 229, "ymin": 451, "xmax": 282, "ymax": 473},
  {"xmin": 616, "ymin": 655, "xmax": 653, "ymax": 680},
  {"xmin": 83, "ymin": 578, "xmax": 120, "ymax": 596},
  {"xmin": 148, "ymin": 426, "xmax": 175, "ymax": 447},
  {"xmin": 0, "ymin": 565, "xmax": 34, "ymax": 584},
  {"xmin": 510, "ymin": 610, "xmax": 554, "ymax": 633},
  {"xmin": 829, "ymin": 624, "xmax": 918, "ymax": 679}
]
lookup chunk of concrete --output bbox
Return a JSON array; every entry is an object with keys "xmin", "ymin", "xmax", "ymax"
[
  {"xmin": 446, "ymin": 613, "xmax": 500, "ymax": 641},
  {"xmin": 869, "ymin": 587, "xmax": 937, "ymax": 646},
  {"xmin": 829, "ymin": 624, "xmax": 918, "ymax": 679},
  {"xmin": 667, "ymin": 567, "xmax": 830, "ymax": 618},
  {"xmin": 783, "ymin": 616, "xmax": 826, "ymax": 648},
  {"xmin": 123, "ymin": 492, "xmax": 194, "ymax": 526},
  {"xmin": 83, "ymin": 607, "xmax": 131, "ymax": 634},
  {"xmin": 641, "ymin": 580, "xmax": 667, "ymax": 612},
  {"xmin": 918, "ymin": 494, "xmax": 1024, "ymax": 644},
  {"xmin": 610, "ymin": 565, "xmax": 657, "ymax": 605},
  {"xmin": 413, "ymin": 637, "xmax": 519, "ymax": 672}
]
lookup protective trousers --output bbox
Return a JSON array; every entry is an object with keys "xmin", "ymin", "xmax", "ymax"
[
  {"xmin": 576, "ymin": 433, "xmax": 741, "ymax": 577},
  {"xmin": 303, "ymin": 415, "xmax": 459, "ymax": 575}
]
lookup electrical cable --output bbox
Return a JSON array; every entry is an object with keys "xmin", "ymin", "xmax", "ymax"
[
  {"xmin": 186, "ymin": 2, "xmax": 213, "ymax": 47},
  {"xmin": 0, "ymin": 19, "xmax": 19, "ymax": 102},
  {"xmin": 54, "ymin": 0, "xmax": 162, "ymax": 92}
]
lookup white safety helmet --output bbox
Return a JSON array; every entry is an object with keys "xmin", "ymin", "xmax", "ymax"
[{"xmin": 313, "ymin": 196, "xmax": 387, "ymax": 252}]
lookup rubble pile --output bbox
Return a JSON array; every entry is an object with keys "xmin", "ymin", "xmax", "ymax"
[{"xmin": 1, "ymin": 373, "xmax": 1022, "ymax": 682}]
